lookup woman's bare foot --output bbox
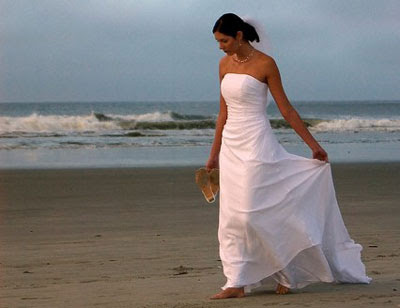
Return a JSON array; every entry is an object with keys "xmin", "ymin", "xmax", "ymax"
[
  {"xmin": 275, "ymin": 283, "xmax": 290, "ymax": 294},
  {"xmin": 210, "ymin": 287, "xmax": 245, "ymax": 300}
]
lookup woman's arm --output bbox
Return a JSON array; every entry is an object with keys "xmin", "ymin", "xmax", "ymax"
[
  {"xmin": 206, "ymin": 58, "xmax": 228, "ymax": 170},
  {"xmin": 266, "ymin": 58, "xmax": 328, "ymax": 162},
  {"xmin": 207, "ymin": 92, "xmax": 227, "ymax": 168}
]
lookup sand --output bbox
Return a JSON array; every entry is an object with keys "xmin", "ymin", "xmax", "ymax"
[{"xmin": 0, "ymin": 163, "xmax": 399, "ymax": 307}]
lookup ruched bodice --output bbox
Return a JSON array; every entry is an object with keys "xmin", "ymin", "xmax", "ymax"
[
  {"xmin": 221, "ymin": 73, "xmax": 269, "ymax": 119},
  {"xmin": 221, "ymin": 73, "xmax": 287, "ymax": 162},
  {"xmin": 217, "ymin": 73, "xmax": 371, "ymax": 293},
  {"xmin": 222, "ymin": 73, "xmax": 268, "ymax": 101}
]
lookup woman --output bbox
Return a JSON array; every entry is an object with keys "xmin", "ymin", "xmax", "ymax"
[{"xmin": 206, "ymin": 13, "xmax": 371, "ymax": 300}]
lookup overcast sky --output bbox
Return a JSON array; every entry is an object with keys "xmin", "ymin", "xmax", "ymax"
[{"xmin": 1, "ymin": 0, "xmax": 399, "ymax": 102}]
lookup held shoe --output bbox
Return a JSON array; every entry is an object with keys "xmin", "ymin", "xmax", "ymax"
[
  {"xmin": 209, "ymin": 168, "xmax": 219, "ymax": 198},
  {"xmin": 195, "ymin": 167, "xmax": 219, "ymax": 203}
]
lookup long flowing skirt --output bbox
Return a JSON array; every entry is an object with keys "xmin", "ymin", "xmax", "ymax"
[{"xmin": 218, "ymin": 116, "xmax": 371, "ymax": 292}]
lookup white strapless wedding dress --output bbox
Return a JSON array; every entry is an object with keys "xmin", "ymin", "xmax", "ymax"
[{"xmin": 218, "ymin": 73, "xmax": 371, "ymax": 293}]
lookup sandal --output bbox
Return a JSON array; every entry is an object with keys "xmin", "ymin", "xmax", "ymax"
[
  {"xmin": 195, "ymin": 167, "xmax": 219, "ymax": 203},
  {"xmin": 209, "ymin": 168, "xmax": 219, "ymax": 198}
]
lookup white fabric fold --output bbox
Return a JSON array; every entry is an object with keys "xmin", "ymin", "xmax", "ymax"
[{"xmin": 218, "ymin": 73, "xmax": 371, "ymax": 292}]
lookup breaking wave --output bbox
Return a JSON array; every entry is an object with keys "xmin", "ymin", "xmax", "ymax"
[
  {"xmin": 1, "ymin": 111, "xmax": 399, "ymax": 137},
  {"xmin": 311, "ymin": 117, "xmax": 400, "ymax": 132}
]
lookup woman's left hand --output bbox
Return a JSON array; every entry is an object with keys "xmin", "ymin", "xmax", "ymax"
[{"xmin": 312, "ymin": 146, "xmax": 329, "ymax": 162}]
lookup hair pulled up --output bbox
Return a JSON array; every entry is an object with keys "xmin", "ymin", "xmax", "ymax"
[{"xmin": 212, "ymin": 13, "xmax": 260, "ymax": 43}]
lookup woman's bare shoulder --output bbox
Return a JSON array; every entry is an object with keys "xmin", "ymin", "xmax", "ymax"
[
  {"xmin": 255, "ymin": 52, "xmax": 279, "ymax": 77},
  {"xmin": 219, "ymin": 55, "xmax": 230, "ymax": 68},
  {"xmin": 219, "ymin": 55, "xmax": 230, "ymax": 78},
  {"xmin": 256, "ymin": 51, "xmax": 276, "ymax": 66}
]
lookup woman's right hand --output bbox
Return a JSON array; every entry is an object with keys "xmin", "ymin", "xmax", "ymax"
[{"xmin": 206, "ymin": 155, "xmax": 219, "ymax": 171}]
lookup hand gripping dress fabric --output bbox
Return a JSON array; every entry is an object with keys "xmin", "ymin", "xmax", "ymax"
[{"xmin": 218, "ymin": 73, "xmax": 372, "ymax": 293}]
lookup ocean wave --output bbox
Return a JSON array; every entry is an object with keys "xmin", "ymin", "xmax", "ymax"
[
  {"xmin": 1, "ymin": 112, "xmax": 399, "ymax": 136},
  {"xmin": 0, "ymin": 111, "xmax": 214, "ymax": 134},
  {"xmin": 0, "ymin": 113, "xmax": 119, "ymax": 133},
  {"xmin": 312, "ymin": 118, "xmax": 400, "ymax": 132},
  {"xmin": 0, "ymin": 112, "xmax": 319, "ymax": 135},
  {"xmin": 93, "ymin": 111, "xmax": 210, "ymax": 122}
]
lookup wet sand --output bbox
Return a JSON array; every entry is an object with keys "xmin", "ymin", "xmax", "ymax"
[{"xmin": 0, "ymin": 163, "xmax": 399, "ymax": 307}]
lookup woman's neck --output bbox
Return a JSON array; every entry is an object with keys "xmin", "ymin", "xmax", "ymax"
[{"xmin": 235, "ymin": 43, "xmax": 254, "ymax": 60}]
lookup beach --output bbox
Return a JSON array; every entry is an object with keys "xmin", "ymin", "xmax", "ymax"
[{"xmin": 0, "ymin": 163, "xmax": 399, "ymax": 307}]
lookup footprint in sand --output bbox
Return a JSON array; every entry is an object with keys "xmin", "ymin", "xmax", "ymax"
[{"xmin": 172, "ymin": 265, "xmax": 193, "ymax": 276}]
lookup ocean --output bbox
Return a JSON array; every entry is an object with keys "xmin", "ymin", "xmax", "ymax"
[{"xmin": 0, "ymin": 100, "xmax": 399, "ymax": 168}]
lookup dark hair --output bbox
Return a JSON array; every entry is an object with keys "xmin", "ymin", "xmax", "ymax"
[{"xmin": 212, "ymin": 13, "xmax": 260, "ymax": 43}]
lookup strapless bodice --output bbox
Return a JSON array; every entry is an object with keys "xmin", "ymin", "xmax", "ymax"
[{"xmin": 221, "ymin": 73, "xmax": 270, "ymax": 122}]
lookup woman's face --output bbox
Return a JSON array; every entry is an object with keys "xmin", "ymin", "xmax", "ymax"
[{"xmin": 214, "ymin": 31, "xmax": 238, "ymax": 55}]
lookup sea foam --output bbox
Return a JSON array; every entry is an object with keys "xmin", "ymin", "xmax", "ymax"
[
  {"xmin": 1, "ymin": 111, "xmax": 399, "ymax": 135},
  {"xmin": 313, "ymin": 118, "xmax": 400, "ymax": 132}
]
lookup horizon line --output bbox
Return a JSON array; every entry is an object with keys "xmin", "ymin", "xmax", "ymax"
[{"xmin": 0, "ymin": 99, "xmax": 399, "ymax": 104}]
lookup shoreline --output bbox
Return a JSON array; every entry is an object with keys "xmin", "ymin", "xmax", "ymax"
[
  {"xmin": 1, "ymin": 141, "xmax": 400, "ymax": 170},
  {"xmin": 1, "ymin": 160, "xmax": 400, "ymax": 171}
]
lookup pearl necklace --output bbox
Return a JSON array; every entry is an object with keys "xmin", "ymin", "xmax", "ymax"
[{"xmin": 233, "ymin": 48, "xmax": 255, "ymax": 63}]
